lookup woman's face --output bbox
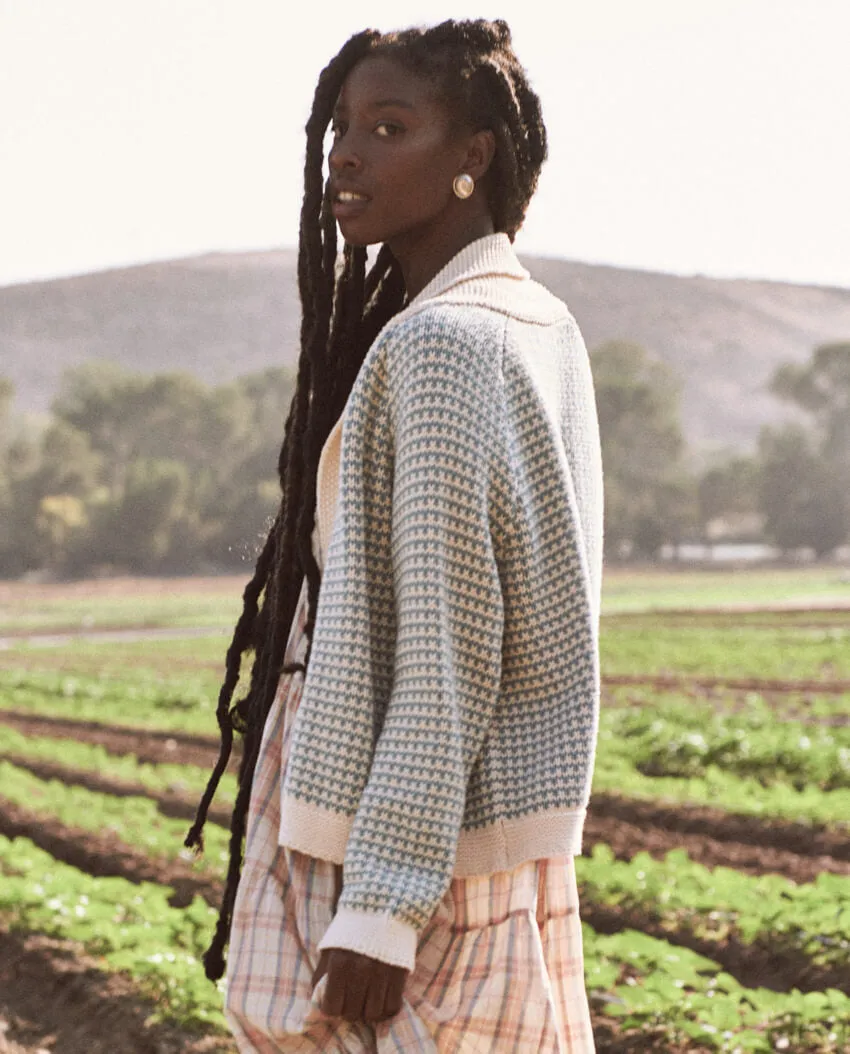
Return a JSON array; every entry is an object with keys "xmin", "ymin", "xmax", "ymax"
[{"xmin": 328, "ymin": 56, "xmax": 474, "ymax": 248}]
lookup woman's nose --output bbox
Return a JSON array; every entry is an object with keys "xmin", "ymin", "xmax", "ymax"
[{"xmin": 328, "ymin": 135, "xmax": 362, "ymax": 174}]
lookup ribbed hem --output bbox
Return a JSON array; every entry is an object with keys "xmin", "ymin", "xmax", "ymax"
[
  {"xmin": 454, "ymin": 807, "xmax": 587, "ymax": 875},
  {"xmin": 318, "ymin": 906, "xmax": 418, "ymax": 972},
  {"xmin": 279, "ymin": 794, "xmax": 588, "ymax": 877},
  {"xmin": 279, "ymin": 794, "xmax": 349, "ymax": 864}
]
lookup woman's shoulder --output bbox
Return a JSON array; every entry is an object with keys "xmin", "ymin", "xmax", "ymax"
[{"xmin": 373, "ymin": 298, "xmax": 507, "ymax": 363}]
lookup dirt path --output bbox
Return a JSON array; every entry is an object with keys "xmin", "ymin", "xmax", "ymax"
[
  {"xmin": 603, "ymin": 672, "xmax": 850, "ymax": 695},
  {"xmin": 601, "ymin": 686, "xmax": 850, "ymax": 726},
  {"xmin": 582, "ymin": 808, "xmax": 850, "ymax": 882},
  {"xmin": 0, "ymin": 799, "xmax": 221, "ymax": 910},
  {"xmin": 580, "ymin": 898, "xmax": 850, "ymax": 996},
  {"xmin": 0, "ymin": 931, "xmax": 234, "ymax": 1054},
  {"xmin": 0, "ymin": 626, "xmax": 226, "ymax": 648},
  {"xmin": 3, "ymin": 709, "xmax": 848, "ymax": 865},
  {"xmin": 590, "ymin": 793, "xmax": 850, "ymax": 862},
  {"xmin": 0, "ymin": 712, "xmax": 236, "ymax": 770},
  {"xmin": 0, "ymin": 931, "xmax": 688, "ymax": 1054},
  {"xmin": 6, "ymin": 753, "xmax": 848, "ymax": 887},
  {"xmin": 4, "ymin": 755, "xmax": 234, "ymax": 829},
  {"xmin": 4, "ymin": 794, "xmax": 846, "ymax": 1000}
]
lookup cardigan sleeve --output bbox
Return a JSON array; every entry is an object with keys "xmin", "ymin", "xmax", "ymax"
[{"xmin": 317, "ymin": 311, "xmax": 506, "ymax": 971}]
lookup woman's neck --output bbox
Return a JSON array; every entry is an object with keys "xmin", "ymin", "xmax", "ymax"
[{"xmin": 388, "ymin": 211, "xmax": 495, "ymax": 301}]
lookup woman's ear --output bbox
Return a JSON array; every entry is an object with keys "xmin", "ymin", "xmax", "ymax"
[{"xmin": 461, "ymin": 129, "xmax": 497, "ymax": 183}]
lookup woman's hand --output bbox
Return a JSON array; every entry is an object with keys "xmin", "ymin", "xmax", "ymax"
[{"xmin": 312, "ymin": 948, "xmax": 407, "ymax": 1024}]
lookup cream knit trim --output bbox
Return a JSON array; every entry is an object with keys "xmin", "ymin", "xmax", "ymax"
[
  {"xmin": 455, "ymin": 807, "xmax": 587, "ymax": 876},
  {"xmin": 279, "ymin": 795, "xmax": 588, "ymax": 876},
  {"xmin": 278, "ymin": 794, "xmax": 349, "ymax": 863},
  {"xmin": 318, "ymin": 906, "xmax": 419, "ymax": 972}
]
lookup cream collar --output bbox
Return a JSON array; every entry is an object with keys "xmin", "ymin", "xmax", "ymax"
[{"xmin": 395, "ymin": 232, "xmax": 568, "ymax": 327}]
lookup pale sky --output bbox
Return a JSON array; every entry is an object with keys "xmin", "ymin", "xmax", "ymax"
[{"xmin": 1, "ymin": 0, "xmax": 848, "ymax": 289}]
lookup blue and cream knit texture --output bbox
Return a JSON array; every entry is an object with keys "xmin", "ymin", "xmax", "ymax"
[{"xmin": 278, "ymin": 234, "xmax": 604, "ymax": 969}]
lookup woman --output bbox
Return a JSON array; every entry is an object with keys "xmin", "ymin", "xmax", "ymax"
[{"xmin": 186, "ymin": 18, "xmax": 603, "ymax": 1052}]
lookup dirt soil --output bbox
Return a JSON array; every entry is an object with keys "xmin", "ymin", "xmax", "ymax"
[
  {"xmin": 0, "ymin": 799, "xmax": 221, "ymax": 911},
  {"xmin": 4, "ymin": 756, "xmax": 234, "ymax": 829},
  {"xmin": 580, "ymin": 897, "xmax": 850, "ymax": 996},
  {"xmin": 6, "ymin": 752, "xmax": 849, "ymax": 887},
  {"xmin": 0, "ymin": 930, "xmax": 234, "ymax": 1054},
  {"xmin": 0, "ymin": 712, "xmax": 237, "ymax": 771},
  {"xmin": 602, "ymin": 684, "xmax": 850, "ymax": 726},
  {"xmin": 590, "ymin": 793, "xmax": 850, "ymax": 862},
  {"xmin": 2, "ymin": 789, "xmax": 847, "ymax": 999},
  {"xmin": 0, "ymin": 576, "xmax": 245, "ymax": 605},
  {"xmin": 3, "ymin": 711, "xmax": 848, "ymax": 876},
  {"xmin": 603, "ymin": 672, "xmax": 850, "ymax": 695}
]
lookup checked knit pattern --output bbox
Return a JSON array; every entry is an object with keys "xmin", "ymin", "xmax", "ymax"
[{"xmin": 281, "ymin": 274, "xmax": 603, "ymax": 938}]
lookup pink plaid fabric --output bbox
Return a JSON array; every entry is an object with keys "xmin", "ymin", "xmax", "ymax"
[{"xmin": 225, "ymin": 578, "xmax": 595, "ymax": 1052}]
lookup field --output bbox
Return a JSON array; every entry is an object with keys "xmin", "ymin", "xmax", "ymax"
[{"xmin": 1, "ymin": 568, "xmax": 849, "ymax": 1052}]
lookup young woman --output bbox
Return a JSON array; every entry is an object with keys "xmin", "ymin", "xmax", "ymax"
[{"xmin": 186, "ymin": 18, "xmax": 603, "ymax": 1052}]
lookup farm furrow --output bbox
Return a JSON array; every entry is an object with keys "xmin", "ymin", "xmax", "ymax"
[
  {"xmin": 3, "ymin": 707, "xmax": 848, "ymax": 864},
  {"xmin": 591, "ymin": 792, "xmax": 850, "ymax": 862},
  {"xmin": 0, "ymin": 710, "xmax": 233, "ymax": 768},
  {"xmin": 2, "ymin": 755, "xmax": 233, "ymax": 829},
  {"xmin": 590, "ymin": 1018, "xmax": 709, "ymax": 1054},
  {"xmin": 583, "ymin": 808, "xmax": 850, "ymax": 881},
  {"xmin": 0, "ymin": 931, "xmax": 233, "ymax": 1054},
  {"xmin": 602, "ymin": 686, "xmax": 850, "ymax": 726},
  {"xmin": 6, "ymin": 752, "xmax": 847, "ymax": 886},
  {"xmin": 3, "ymin": 789, "xmax": 847, "ymax": 1004},
  {"xmin": 0, "ymin": 798, "xmax": 221, "ymax": 909},
  {"xmin": 603, "ymin": 672, "xmax": 850, "ymax": 694},
  {"xmin": 580, "ymin": 898, "xmax": 850, "ymax": 996}
]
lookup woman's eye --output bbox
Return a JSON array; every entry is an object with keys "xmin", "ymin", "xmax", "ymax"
[
  {"xmin": 331, "ymin": 121, "xmax": 347, "ymax": 140},
  {"xmin": 375, "ymin": 121, "xmax": 401, "ymax": 138}
]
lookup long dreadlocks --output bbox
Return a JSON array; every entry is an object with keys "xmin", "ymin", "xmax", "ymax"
[{"xmin": 185, "ymin": 17, "xmax": 549, "ymax": 982}]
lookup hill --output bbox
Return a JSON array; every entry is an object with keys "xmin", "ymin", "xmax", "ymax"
[{"xmin": 3, "ymin": 249, "xmax": 850, "ymax": 451}]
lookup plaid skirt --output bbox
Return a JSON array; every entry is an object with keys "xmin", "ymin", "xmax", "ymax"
[{"xmin": 225, "ymin": 577, "xmax": 595, "ymax": 1053}]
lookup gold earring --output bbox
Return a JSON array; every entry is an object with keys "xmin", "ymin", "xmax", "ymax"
[{"xmin": 453, "ymin": 173, "xmax": 475, "ymax": 199}]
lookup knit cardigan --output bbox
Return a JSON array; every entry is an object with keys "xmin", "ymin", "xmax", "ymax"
[{"xmin": 279, "ymin": 233, "xmax": 604, "ymax": 972}]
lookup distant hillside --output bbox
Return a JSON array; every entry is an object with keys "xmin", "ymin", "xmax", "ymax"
[{"xmin": 3, "ymin": 249, "xmax": 850, "ymax": 451}]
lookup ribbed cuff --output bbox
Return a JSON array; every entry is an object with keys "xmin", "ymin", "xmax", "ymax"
[{"xmin": 317, "ymin": 906, "xmax": 418, "ymax": 973}]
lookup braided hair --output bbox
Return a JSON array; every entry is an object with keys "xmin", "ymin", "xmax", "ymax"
[{"xmin": 185, "ymin": 17, "xmax": 548, "ymax": 982}]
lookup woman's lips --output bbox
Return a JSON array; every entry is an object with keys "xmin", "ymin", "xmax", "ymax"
[{"xmin": 332, "ymin": 189, "xmax": 370, "ymax": 219}]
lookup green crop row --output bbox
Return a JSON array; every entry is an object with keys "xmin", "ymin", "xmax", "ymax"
[
  {"xmin": 599, "ymin": 623, "xmax": 850, "ymax": 680},
  {"xmin": 592, "ymin": 749, "xmax": 850, "ymax": 830},
  {"xmin": 0, "ymin": 760, "xmax": 228, "ymax": 871},
  {"xmin": 577, "ymin": 844, "xmax": 850, "ymax": 971},
  {"xmin": 0, "ymin": 666, "xmax": 220, "ymax": 734},
  {"xmin": 598, "ymin": 567, "xmax": 850, "ymax": 615},
  {"xmin": 0, "ymin": 833, "xmax": 228, "ymax": 1034},
  {"xmin": 584, "ymin": 925, "xmax": 850, "ymax": 1052},
  {"xmin": 0, "ymin": 583, "xmax": 242, "ymax": 635},
  {"xmin": 599, "ymin": 704, "xmax": 850, "ymax": 791},
  {"xmin": 604, "ymin": 683, "xmax": 850, "ymax": 722},
  {"xmin": 0, "ymin": 724, "xmax": 236, "ymax": 803},
  {"xmin": 2, "ymin": 829, "xmax": 847, "ymax": 1053},
  {"xmin": 604, "ymin": 693, "xmax": 850, "ymax": 746}
]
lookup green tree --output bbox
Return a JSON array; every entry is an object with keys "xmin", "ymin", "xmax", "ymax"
[
  {"xmin": 758, "ymin": 426, "xmax": 848, "ymax": 557},
  {"xmin": 87, "ymin": 458, "xmax": 191, "ymax": 572},
  {"xmin": 591, "ymin": 341, "xmax": 695, "ymax": 558},
  {"xmin": 1, "ymin": 361, "xmax": 298, "ymax": 575},
  {"xmin": 771, "ymin": 342, "xmax": 850, "ymax": 471},
  {"xmin": 766, "ymin": 341, "xmax": 850, "ymax": 554},
  {"xmin": 697, "ymin": 454, "xmax": 761, "ymax": 539}
]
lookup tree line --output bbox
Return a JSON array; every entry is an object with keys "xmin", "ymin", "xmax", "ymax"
[{"xmin": 1, "ymin": 339, "xmax": 848, "ymax": 578}]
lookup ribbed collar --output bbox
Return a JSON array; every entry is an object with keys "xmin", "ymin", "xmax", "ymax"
[{"xmin": 408, "ymin": 233, "xmax": 530, "ymax": 308}]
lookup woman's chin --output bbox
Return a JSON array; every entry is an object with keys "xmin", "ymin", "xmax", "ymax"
[{"xmin": 336, "ymin": 222, "xmax": 380, "ymax": 247}]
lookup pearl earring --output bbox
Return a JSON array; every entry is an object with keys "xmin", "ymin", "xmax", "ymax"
[{"xmin": 452, "ymin": 173, "xmax": 475, "ymax": 200}]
